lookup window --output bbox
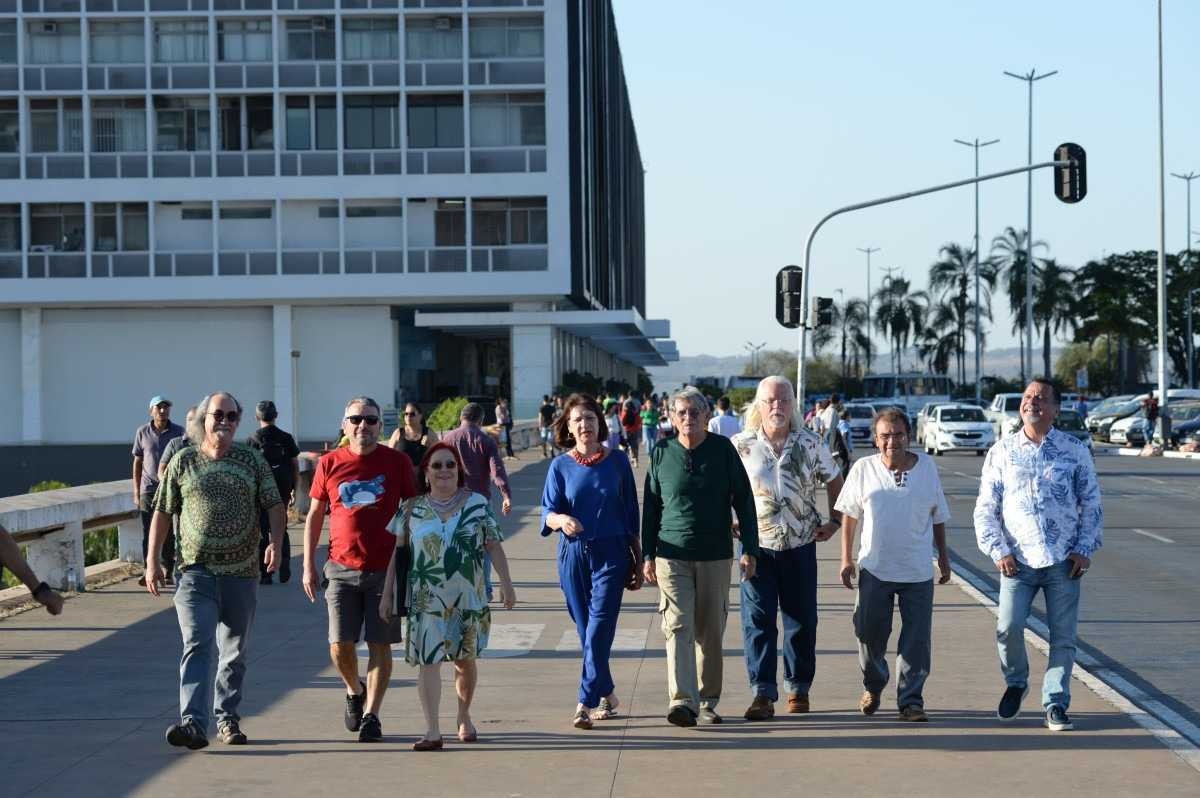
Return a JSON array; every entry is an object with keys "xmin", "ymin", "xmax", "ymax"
[
  {"xmin": 406, "ymin": 17, "xmax": 462, "ymax": 61},
  {"xmin": 468, "ymin": 16, "xmax": 542, "ymax": 59},
  {"xmin": 0, "ymin": 20, "xmax": 16, "ymax": 65},
  {"xmin": 218, "ymin": 20, "xmax": 271, "ymax": 63},
  {"xmin": 406, "ymin": 94, "xmax": 462, "ymax": 148},
  {"xmin": 347, "ymin": 204, "xmax": 403, "ymax": 218},
  {"xmin": 470, "ymin": 93, "xmax": 543, "ymax": 146},
  {"xmin": 472, "ymin": 197, "xmax": 546, "ymax": 245},
  {"xmin": 30, "ymin": 99, "xmax": 83, "ymax": 153},
  {"xmin": 154, "ymin": 20, "xmax": 208, "ymax": 63},
  {"xmin": 30, "ymin": 203, "xmax": 85, "ymax": 251},
  {"xmin": 0, "ymin": 100, "xmax": 17, "ymax": 153},
  {"xmin": 434, "ymin": 199, "xmax": 465, "ymax": 246},
  {"xmin": 93, "ymin": 202, "xmax": 148, "ymax": 251},
  {"xmin": 27, "ymin": 21, "xmax": 82, "ymax": 64},
  {"xmin": 285, "ymin": 95, "xmax": 336, "ymax": 151},
  {"xmin": 344, "ymin": 94, "xmax": 400, "ymax": 150},
  {"xmin": 219, "ymin": 206, "xmax": 272, "ymax": 220},
  {"xmin": 91, "ymin": 98, "xmax": 146, "ymax": 153},
  {"xmin": 343, "ymin": 18, "xmax": 397, "ymax": 61},
  {"xmin": 155, "ymin": 96, "xmax": 210, "ymax": 152},
  {"xmin": 181, "ymin": 205, "xmax": 213, "ymax": 220},
  {"xmin": 285, "ymin": 18, "xmax": 335, "ymax": 61},
  {"xmin": 218, "ymin": 96, "xmax": 273, "ymax": 151},
  {"xmin": 0, "ymin": 205, "xmax": 20, "ymax": 252},
  {"xmin": 90, "ymin": 21, "xmax": 144, "ymax": 64}
]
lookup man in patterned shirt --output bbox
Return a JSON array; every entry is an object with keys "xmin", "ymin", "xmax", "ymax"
[
  {"xmin": 148, "ymin": 391, "xmax": 285, "ymax": 750},
  {"xmin": 733, "ymin": 376, "xmax": 843, "ymax": 721},
  {"xmin": 974, "ymin": 377, "xmax": 1103, "ymax": 732}
]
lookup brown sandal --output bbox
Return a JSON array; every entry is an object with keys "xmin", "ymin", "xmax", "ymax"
[{"xmin": 412, "ymin": 737, "xmax": 444, "ymax": 751}]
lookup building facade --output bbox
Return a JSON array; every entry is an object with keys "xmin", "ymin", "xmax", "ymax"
[{"xmin": 0, "ymin": 0, "xmax": 675, "ymax": 481}]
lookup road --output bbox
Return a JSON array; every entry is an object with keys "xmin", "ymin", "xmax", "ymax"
[{"xmin": 926, "ymin": 448, "xmax": 1200, "ymax": 745}]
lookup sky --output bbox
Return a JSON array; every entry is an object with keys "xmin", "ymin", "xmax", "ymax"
[{"xmin": 610, "ymin": 0, "xmax": 1200, "ymax": 361}]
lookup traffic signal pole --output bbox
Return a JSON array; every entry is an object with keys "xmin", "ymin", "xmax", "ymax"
[{"xmin": 796, "ymin": 155, "xmax": 1080, "ymax": 412}]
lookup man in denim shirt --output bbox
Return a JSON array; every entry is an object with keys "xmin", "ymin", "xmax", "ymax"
[{"xmin": 973, "ymin": 378, "xmax": 1103, "ymax": 732}]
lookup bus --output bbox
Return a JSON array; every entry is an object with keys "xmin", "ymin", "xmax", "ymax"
[{"xmin": 859, "ymin": 373, "xmax": 953, "ymax": 418}]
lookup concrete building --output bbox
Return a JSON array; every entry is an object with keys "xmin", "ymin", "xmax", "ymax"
[{"xmin": 0, "ymin": 0, "xmax": 675, "ymax": 491}]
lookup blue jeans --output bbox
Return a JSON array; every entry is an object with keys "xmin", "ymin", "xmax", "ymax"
[
  {"xmin": 642, "ymin": 425, "xmax": 658, "ymax": 452},
  {"xmin": 997, "ymin": 559, "xmax": 1081, "ymax": 710},
  {"xmin": 173, "ymin": 567, "xmax": 258, "ymax": 733},
  {"xmin": 558, "ymin": 535, "xmax": 628, "ymax": 707},
  {"xmin": 740, "ymin": 542, "xmax": 818, "ymax": 701}
]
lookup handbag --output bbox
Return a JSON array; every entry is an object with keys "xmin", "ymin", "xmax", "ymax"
[{"xmin": 392, "ymin": 500, "xmax": 415, "ymax": 617}]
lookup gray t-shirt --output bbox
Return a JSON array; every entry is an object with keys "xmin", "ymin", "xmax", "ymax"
[
  {"xmin": 159, "ymin": 435, "xmax": 192, "ymax": 478},
  {"xmin": 133, "ymin": 421, "xmax": 185, "ymax": 494}
]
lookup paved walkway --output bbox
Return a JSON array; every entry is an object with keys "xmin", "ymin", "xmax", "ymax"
[{"xmin": 2, "ymin": 454, "xmax": 1198, "ymax": 797}]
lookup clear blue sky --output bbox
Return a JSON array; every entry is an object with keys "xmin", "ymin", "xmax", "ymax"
[{"xmin": 611, "ymin": 0, "xmax": 1200, "ymax": 360}]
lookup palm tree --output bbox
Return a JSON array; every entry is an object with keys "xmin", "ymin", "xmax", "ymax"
[
  {"xmin": 990, "ymin": 226, "xmax": 1048, "ymax": 380},
  {"xmin": 1033, "ymin": 258, "xmax": 1077, "ymax": 378},
  {"xmin": 915, "ymin": 302, "xmax": 957, "ymax": 376},
  {"xmin": 835, "ymin": 297, "xmax": 869, "ymax": 385},
  {"xmin": 928, "ymin": 242, "xmax": 999, "ymax": 386},
  {"xmin": 873, "ymin": 276, "xmax": 928, "ymax": 374}
]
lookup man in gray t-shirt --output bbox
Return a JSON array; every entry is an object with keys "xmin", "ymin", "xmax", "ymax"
[{"xmin": 133, "ymin": 395, "xmax": 184, "ymax": 586}]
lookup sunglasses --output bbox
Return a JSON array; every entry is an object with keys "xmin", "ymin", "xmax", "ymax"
[
  {"xmin": 345, "ymin": 415, "xmax": 380, "ymax": 426},
  {"xmin": 208, "ymin": 410, "xmax": 239, "ymax": 423},
  {"xmin": 428, "ymin": 461, "xmax": 457, "ymax": 471}
]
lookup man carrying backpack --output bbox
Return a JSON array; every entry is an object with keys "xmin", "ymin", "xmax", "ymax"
[{"xmin": 248, "ymin": 401, "xmax": 301, "ymax": 584}]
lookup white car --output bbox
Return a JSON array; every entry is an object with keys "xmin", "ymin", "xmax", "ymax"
[
  {"xmin": 1109, "ymin": 412, "xmax": 1148, "ymax": 446},
  {"xmin": 986, "ymin": 393, "xmax": 1024, "ymax": 440},
  {"xmin": 924, "ymin": 404, "xmax": 994, "ymax": 456},
  {"xmin": 915, "ymin": 401, "xmax": 955, "ymax": 447},
  {"xmin": 842, "ymin": 403, "xmax": 877, "ymax": 447}
]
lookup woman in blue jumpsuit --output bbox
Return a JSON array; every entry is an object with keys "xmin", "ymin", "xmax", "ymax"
[{"xmin": 541, "ymin": 393, "xmax": 642, "ymax": 729}]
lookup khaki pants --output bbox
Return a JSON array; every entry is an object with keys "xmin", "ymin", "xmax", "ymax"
[{"xmin": 656, "ymin": 557, "xmax": 732, "ymax": 712}]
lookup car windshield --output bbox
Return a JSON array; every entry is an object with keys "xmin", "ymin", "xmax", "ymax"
[
  {"xmin": 1056, "ymin": 412, "xmax": 1085, "ymax": 431},
  {"xmin": 847, "ymin": 405, "xmax": 875, "ymax": 419},
  {"xmin": 939, "ymin": 408, "xmax": 985, "ymax": 423},
  {"xmin": 1004, "ymin": 396, "xmax": 1021, "ymax": 411},
  {"xmin": 1170, "ymin": 404, "xmax": 1200, "ymax": 421}
]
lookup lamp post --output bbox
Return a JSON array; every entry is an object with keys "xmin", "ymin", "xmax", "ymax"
[
  {"xmin": 744, "ymin": 340, "xmax": 766, "ymax": 375},
  {"xmin": 1155, "ymin": 0, "xmax": 1170, "ymax": 445},
  {"xmin": 1188, "ymin": 288, "xmax": 1200, "ymax": 389},
  {"xmin": 857, "ymin": 246, "xmax": 879, "ymax": 374},
  {"xmin": 1004, "ymin": 68, "xmax": 1057, "ymax": 382},
  {"xmin": 955, "ymin": 137, "xmax": 1000, "ymax": 402},
  {"xmin": 1173, "ymin": 174, "xmax": 1198, "ymax": 389}
]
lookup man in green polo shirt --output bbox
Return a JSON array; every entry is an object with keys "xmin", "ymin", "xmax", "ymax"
[{"xmin": 642, "ymin": 386, "xmax": 759, "ymax": 727}]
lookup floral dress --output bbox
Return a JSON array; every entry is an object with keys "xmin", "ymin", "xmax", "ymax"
[{"xmin": 388, "ymin": 492, "xmax": 503, "ymax": 665}]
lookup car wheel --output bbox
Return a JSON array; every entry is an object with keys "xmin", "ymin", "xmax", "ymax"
[
  {"xmin": 934, "ymin": 448, "xmax": 943, "ymax": 456},
  {"xmin": 976, "ymin": 450, "xmax": 985, "ymax": 457}
]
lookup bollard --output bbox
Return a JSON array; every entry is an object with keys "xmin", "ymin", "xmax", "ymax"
[
  {"xmin": 26, "ymin": 520, "xmax": 86, "ymax": 592},
  {"xmin": 117, "ymin": 517, "xmax": 144, "ymax": 564}
]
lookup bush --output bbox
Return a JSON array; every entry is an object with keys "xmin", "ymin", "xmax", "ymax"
[
  {"xmin": 726, "ymin": 387, "xmax": 756, "ymax": 410},
  {"xmin": 426, "ymin": 397, "xmax": 467, "ymax": 432},
  {"xmin": 30, "ymin": 480, "xmax": 70, "ymax": 493}
]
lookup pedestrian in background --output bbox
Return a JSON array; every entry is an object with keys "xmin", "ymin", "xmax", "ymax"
[
  {"xmin": 496, "ymin": 397, "xmax": 516, "ymax": 460},
  {"xmin": 388, "ymin": 401, "xmax": 438, "ymax": 468},
  {"xmin": 640, "ymin": 396, "xmax": 660, "ymax": 456},
  {"xmin": 248, "ymin": 400, "xmax": 300, "ymax": 585},
  {"xmin": 133, "ymin": 395, "xmax": 183, "ymax": 587},
  {"xmin": 707, "ymin": 395, "xmax": 742, "ymax": 439}
]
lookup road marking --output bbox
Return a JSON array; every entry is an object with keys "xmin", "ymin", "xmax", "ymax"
[
  {"xmin": 1132, "ymin": 476, "xmax": 1169, "ymax": 486},
  {"xmin": 1132, "ymin": 527, "xmax": 1175, "ymax": 544},
  {"xmin": 555, "ymin": 628, "xmax": 649, "ymax": 652},
  {"xmin": 952, "ymin": 471, "xmax": 981, "ymax": 481},
  {"xmin": 481, "ymin": 623, "xmax": 545, "ymax": 658}
]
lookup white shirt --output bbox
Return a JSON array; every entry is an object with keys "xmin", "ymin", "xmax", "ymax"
[
  {"xmin": 708, "ymin": 412, "xmax": 742, "ymax": 438},
  {"xmin": 835, "ymin": 453, "xmax": 951, "ymax": 583}
]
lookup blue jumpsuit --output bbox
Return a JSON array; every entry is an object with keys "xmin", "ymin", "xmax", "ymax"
[{"xmin": 540, "ymin": 450, "xmax": 640, "ymax": 708}]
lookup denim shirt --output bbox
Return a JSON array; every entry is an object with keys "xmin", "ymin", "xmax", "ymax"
[{"xmin": 973, "ymin": 426, "xmax": 1103, "ymax": 568}]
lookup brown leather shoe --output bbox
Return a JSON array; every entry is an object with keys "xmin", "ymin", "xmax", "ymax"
[
  {"xmin": 786, "ymin": 693, "xmax": 810, "ymax": 713},
  {"xmin": 898, "ymin": 705, "xmax": 928, "ymax": 722},
  {"xmin": 743, "ymin": 696, "xmax": 775, "ymax": 721},
  {"xmin": 859, "ymin": 691, "xmax": 881, "ymax": 716}
]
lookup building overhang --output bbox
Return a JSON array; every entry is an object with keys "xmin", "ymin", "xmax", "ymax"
[{"xmin": 413, "ymin": 308, "xmax": 679, "ymax": 366}]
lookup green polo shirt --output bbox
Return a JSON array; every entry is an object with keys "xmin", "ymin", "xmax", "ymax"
[{"xmin": 642, "ymin": 433, "xmax": 759, "ymax": 562}]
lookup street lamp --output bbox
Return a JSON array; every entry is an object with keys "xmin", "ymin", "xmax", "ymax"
[
  {"xmin": 1173, "ymin": 173, "xmax": 1198, "ymax": 390},
  {"xmin": 1188, "ymin": 287, "xmax": 1200, "ymax": 389},
  {"xmin": 744, "ymin": 340, "xmax": 766, "ymax": 374},
  {"xmin": 1004, "ymin": 67, "xmax": 1057, "ymax": 382},
  {"xmin": 955, "ymin": 136, "xmax": 1000, "ymax": 402},
  {"xmin": 1155, "ymin": 0, "xmax": 1170, "ymax": 444},
  {"xmin": 857, "ymin": 246, "xmax": 879, "ymax": 374}
]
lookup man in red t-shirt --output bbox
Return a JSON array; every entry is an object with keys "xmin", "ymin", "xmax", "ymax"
[{"xmin": 303, "ymin": 395, "xmax": 416, "ymax": 743}]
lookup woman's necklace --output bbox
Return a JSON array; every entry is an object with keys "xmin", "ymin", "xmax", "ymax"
[
  {"xmin": 427, "ymin": 488, "xmax": 466, "ymax": 515},
  {"xmin": 569, "ymin": 447, "xmax": 605, "ymax": 467}
]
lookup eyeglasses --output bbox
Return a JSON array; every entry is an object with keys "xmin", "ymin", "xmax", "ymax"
[
  {"xmin": 674, "ymin": 408, "xmax": 703, "ymax": 418},
  {"xmin": 208, "ymin": 410, "xmax": 239, "ymax": 423},
  {"xmin": 345, "ymin": 415, "xmax": 380, "ymax": 426},
  {"xmin": 428, "ymin": 461, "xmax": 457, "ymax": 471},
  {"xmin": 876, "ymin": 432, "xmax": 908, "ymax": 440}
]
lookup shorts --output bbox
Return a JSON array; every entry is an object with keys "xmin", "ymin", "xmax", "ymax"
[
  {"xmin": 540, "ymin": 426, "xmax": 554, "ymax": 443},
  {"xmin": 323, "ymin": 560, "xmax": 404, "ymax": 645}
]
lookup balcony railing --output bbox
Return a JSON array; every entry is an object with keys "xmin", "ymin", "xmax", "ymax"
[
  {"xmin": 405, "ymin": 61, "xmax": 463, "ymax": 87},
  {"xmin": 216, "ymin": 151, "xmax": 275, "ymax": 177},
  {"xmin": 469, "ymin": 145, "xmax": 544, "ymax": 173},
  {"xmin": 279, "ymin": 62, "xmax": 338, "ymax": 88},
  {"xmin": 281, "ymin": 249, "xmax": 339, "ymax": 274},
  {"xmin": 407, "ymin": 245, "xmax": 465, "ymax": 272},
  {"xmin": 406, "ymin": 147, "xmax": 463, "ymax": 174},
  {"xmin": 341, "ymin": 149, "xmax": 402, "ymax": 175},
  {"xmin": 214, "ymin": 63, "xmax": 274, "ymax": 90},
  {"xmin": 23, "ymin": 66, "xmax": 84, "ymax": 92},
  {"xmin": 87, "ymin": 65, "xmax": 147, "ymax": 91},
  {"xmin": 0, "ymin": 154, "xmax": 18, "ymax": 179},
  {"xmin": 341, "ymin": 61, "xmax": 401, "ymax": 87},
  {"xmin": 86, "ymin": 0, "xmax": 149, "ymax": 10},
  {"xmin": 281, "ymin": 151, "xmax": 339, "ymax": 176},
  {"xmin": 468, "ymin": 58, "xmax": 543, "ymax": 86},
  {"xmin": 26, "ymin": 154, "xmax": 85, "ymax": 179},
  {"xmin": 27, "ymin": 252, "xmax": 87, "ymax": 278},
  {"xmin": 91, "ymin": 251, "xmax": 151, "ymax": 277},
  {"xmin": 90, "ymin": 153, "xmax": 149, "ymax": 178},
  {"xmin": 218, "ymin": 249, "xmax": 277, "ymax": 275},
  {"xmin": 150, "ymin": 64, "xmax": 211, "ymax": 91},
  {"xmin": 0, "ymin": 254, "xmax": 23, "ymax": 279},
  {"xmin": 470, "ymin": 244, "xmax": 546, "ymax": 271},
  {"xmin": 345, "ymin": 247, "xmax": 403, "ymax": 273},
  {"xmin": 154, "ymin": 250, "xmax": 213, "ymax": 276},
  {"xmin": 152, "ymin": 152, "xmax": 212, "ymax": 178}
]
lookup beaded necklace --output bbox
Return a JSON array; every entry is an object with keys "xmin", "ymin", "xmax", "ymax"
[{"xmin": 569, "ymin": 447, "xmax": 606, "ymax": 467}]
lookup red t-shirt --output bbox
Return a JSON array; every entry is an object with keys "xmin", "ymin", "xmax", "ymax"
[{"xmin": 309, "ymin": 445, "xmax": 416, "ymax": 571}]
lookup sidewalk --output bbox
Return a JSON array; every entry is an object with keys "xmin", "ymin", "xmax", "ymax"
[{"xmin": 2, "ymin": 453, "xmax": 1197, "ymax": 797}]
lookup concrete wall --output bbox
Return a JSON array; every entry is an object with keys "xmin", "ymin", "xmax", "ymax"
[{"xmin": 0, "ymin": 311, "xmax": 20, "ymax": 445}]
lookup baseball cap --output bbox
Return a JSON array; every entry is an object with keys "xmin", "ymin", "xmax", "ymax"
[{"xmin": 149, "ymin": 395, "xmax": 172, "ymax": 408}]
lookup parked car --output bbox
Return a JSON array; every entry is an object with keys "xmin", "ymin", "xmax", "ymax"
[
  {"xmin": 915, "ymin": 401, "xmax": 955, "ymax": 447},
  {"xmin": 842, "ymin": 403, "xmax": 877, "ymax": 447},
  {"xmin": 1167, "ymin": 403, "xmax": 1200, "ymax": 447},
  {"xmin": 1109, "ymin": 410, "xmax": 1146, "ymax": 446},
  {"xmin": 923, "ymin": 404, "xmax": 994, "ymax": 456},
  {"xmin": 985, "ymin": 393, "xmax": 1024, "ymax": 440},
  {"xmin": 1054, "ymin": 410, "xmax": 1094, "ymax": 452},
  {"xmin": 1085, "ymin": 395, "xmax": 1136, "ymax": 435}
]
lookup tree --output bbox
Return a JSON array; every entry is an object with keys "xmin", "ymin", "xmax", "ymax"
[
  {"xmin": 928, "ymin": 242, "xmax": 998, "ymax": 385},
  {"xmin": 834, "ymin": 297, "xmax": 869, "ymax": 386},
  {"xmin": 873, "ymin": 275, "xmax": 928, "ymax": 374},
  {"xmin": 1033, "ymin": 258, "xmax": 1078, "ymax": 379},
  {"xmin": 915, "ymin": 302, "xmax": 957, "ymax": 376},
  {"xmin": 990, "ymin": 226, "xmax": 1048, "ymax": 380}
]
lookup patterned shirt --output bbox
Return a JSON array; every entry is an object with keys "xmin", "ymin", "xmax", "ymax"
[
  {"xmin": 732, "ymin": 426, "xmax": 838, "ymax": 551},
  {"xmin": 973, "ymin": 427, "xmax": 1103, "ymax": 568},
  {"xmin": 155, "ymin": 443, "xmax": 282, "ymax": 578}
]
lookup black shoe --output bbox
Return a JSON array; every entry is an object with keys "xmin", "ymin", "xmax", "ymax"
[
  {"xmin": 698, "ymin": 707, "xmax": 722, "ymax": 725},
  {"xmin": 1045, "ymin": 704, "xmax": 1074, "ymax": 731},
  {"xmin": 217, "ymin": 720, "xmax": 248, "ymax": 745},
  {"xmin": 997, "ymin": 684, "xmax": 1029, "ymax": 721},
  {"xmin": 345, "ymin": 680, "xmax": 366, "ymax": 732},
  {"xmin": 666, "ymin": 705, "xmax": 697, "ymax": 728},
  {"xmin": 166, "ymin": 720, "xmax": 209, "ymax": 750},
  {"xmin": 358, "ymin": 712, "xmax": 383, "ymax": 742}
]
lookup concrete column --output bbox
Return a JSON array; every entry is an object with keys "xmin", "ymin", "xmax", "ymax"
[
  {"xmin": 26, "ymin": 521, "xmax": 86, "ymax": 592},
  {"xmin": 512, "ymin": 325, "xmax": 554, "ymax": 418},
  {"xmin": 20, "ymin": 307, "xmax": 42, "ymax": 443},
  {"xmin": 272, "ymin": 304, "xmax": 297, "ymax": 435},
  {"xmin": 117, "ymin": 517, "xmax": 143, "ymax": 564}
]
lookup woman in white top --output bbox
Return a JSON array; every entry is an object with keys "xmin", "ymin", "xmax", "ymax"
[{"xmin": 834, "ymin": 407, "xmax": 951, "ymax": 723}]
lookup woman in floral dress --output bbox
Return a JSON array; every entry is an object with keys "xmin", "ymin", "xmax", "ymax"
[{"xmin": 380, "ymin": 441, "xmax": 516, "ymax": 750}]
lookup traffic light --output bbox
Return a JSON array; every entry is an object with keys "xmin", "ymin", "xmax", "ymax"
[
  {"xmin": 1053, "ymin": 142, "xmax": 1086, "ymax": 204},
  {"xmin": 776, "ymin": 265, "xmax": 803, "ymax": 329},
  {"xmin": 812, "ymin": 297, "xmax": 834, "ymax": 327}
]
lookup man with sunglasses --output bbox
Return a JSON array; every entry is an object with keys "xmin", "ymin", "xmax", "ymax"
[{"xmin": 304, "ymin": 396, "xmax": 417, "ymax": 742}]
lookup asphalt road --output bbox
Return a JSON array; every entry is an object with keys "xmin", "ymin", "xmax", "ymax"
[{"xmin": 923, "ymin": 448, "xmax": 1200, "ymax": 744}]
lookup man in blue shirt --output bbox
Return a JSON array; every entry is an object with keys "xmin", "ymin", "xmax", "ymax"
[
  {"xmin": 133, "ymin": 395, "xmax": 184, "ymax": 587},
  {"xmin": 973, "ymin": 378, "xmax": 1103, "ymax": 732}
]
